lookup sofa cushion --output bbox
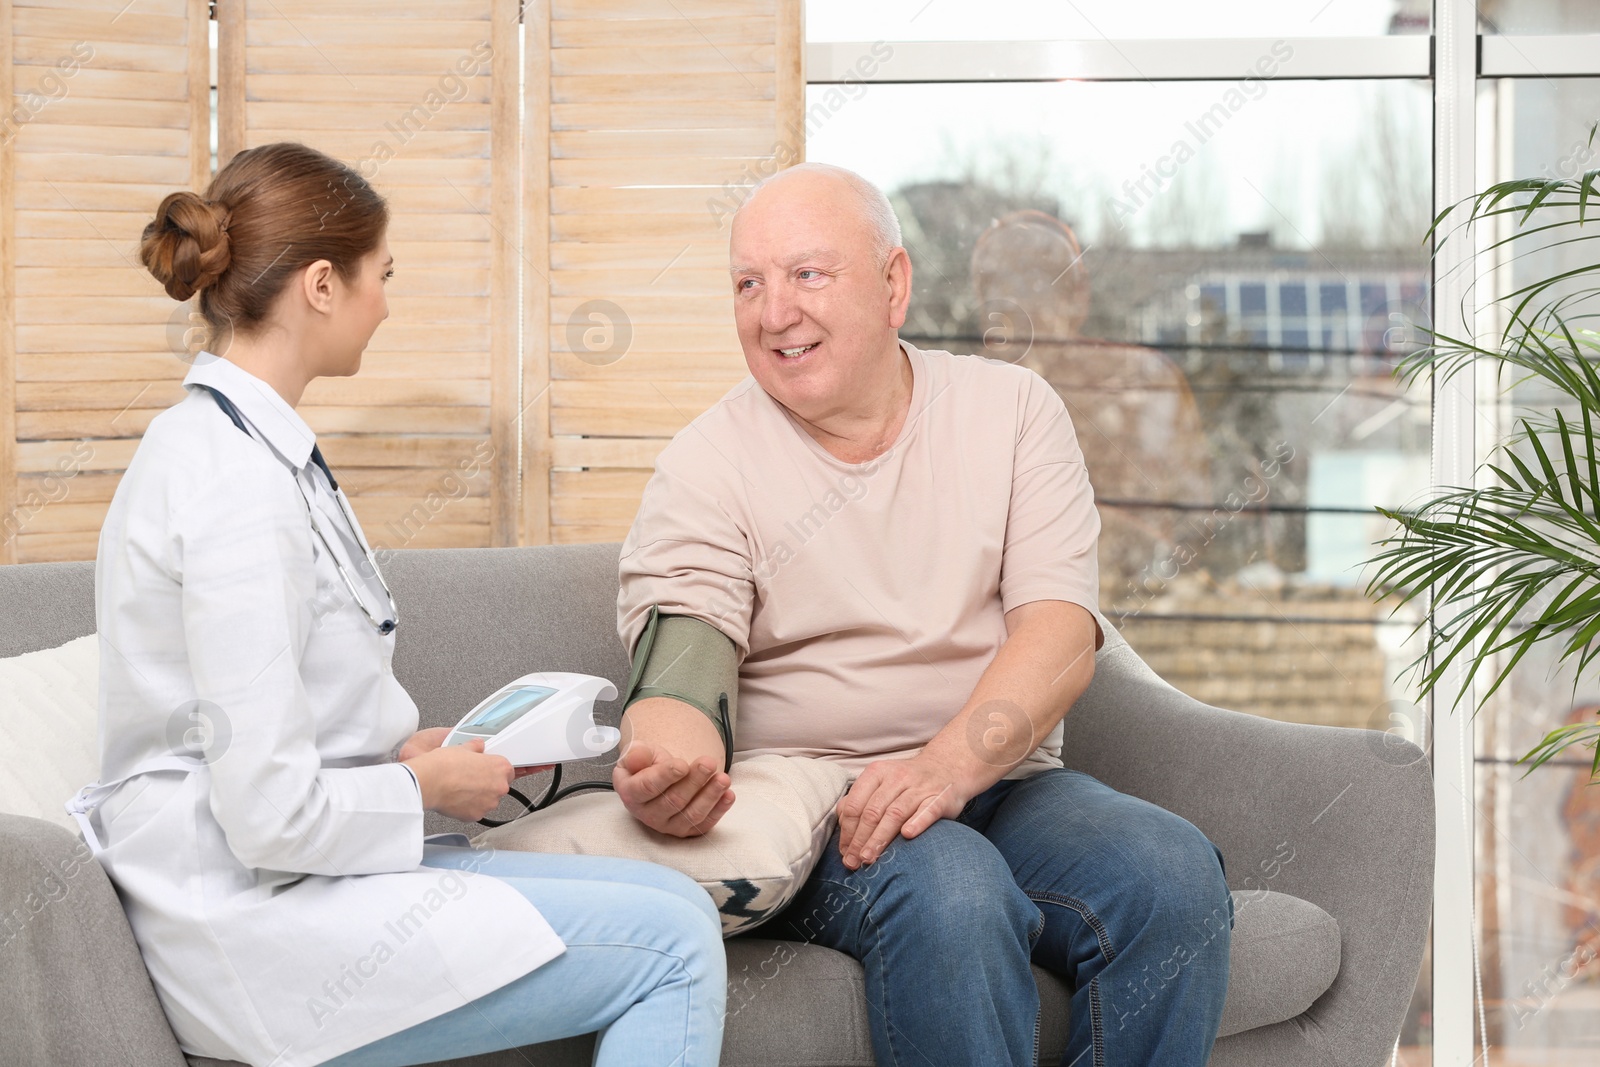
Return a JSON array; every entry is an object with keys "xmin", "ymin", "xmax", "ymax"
[
  {"xmin": 1216, "ymin": 889, "xmax": 1341, "ymax": 1038},
  {"xmin": 0, "ymin": 634, "xmax": 100, "ymax": 832}
]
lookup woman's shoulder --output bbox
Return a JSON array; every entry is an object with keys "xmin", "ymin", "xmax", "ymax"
[
  {"xmin": 100, "ymin": 390, "xmax": 313, "ymax": 583},
  {"xmin": 124, "ymin": 389, "xmax": 297, "ymax": 513}
]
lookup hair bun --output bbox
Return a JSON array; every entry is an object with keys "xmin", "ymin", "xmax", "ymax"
[{"xmin": 139, "ymin": 190, "xmax": 233, "ymax": 302}]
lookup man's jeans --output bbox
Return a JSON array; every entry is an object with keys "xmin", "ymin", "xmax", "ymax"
[{"xmin": 764, "ymin": 767, "xmax": 1233, "ymax": 1067}]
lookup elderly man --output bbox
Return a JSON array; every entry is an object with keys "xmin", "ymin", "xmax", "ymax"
[{"xmin": 611, "ymin": 162, "xmax": 1231, "ymax": 1067}]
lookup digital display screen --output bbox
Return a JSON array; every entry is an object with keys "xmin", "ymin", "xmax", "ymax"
[{"xmin": 456, "ymin": 685, "xmax": 558, "ymax": 737}]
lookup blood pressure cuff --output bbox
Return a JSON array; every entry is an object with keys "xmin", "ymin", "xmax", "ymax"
[{"xmin": 623, "ymin": 606, "xmax": 738, "ymax": 772}]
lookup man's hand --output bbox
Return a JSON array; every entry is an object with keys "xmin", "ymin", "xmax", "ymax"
[
  {"xmin": 837, "ymin": 754, "xmax": 970, "ymax": 870},
  {"xmin": 613, "ymin": 740, "xmax": 735, "ymax": 838}
]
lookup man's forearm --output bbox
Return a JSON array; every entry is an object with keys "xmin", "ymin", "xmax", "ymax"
[
  {"xmin": 919, "ymin": 601, "xmax": 1098, "ymax": 799},
  {"xmin": 618, "ymin": 695, "xmax": 727, "ymax": 767}
]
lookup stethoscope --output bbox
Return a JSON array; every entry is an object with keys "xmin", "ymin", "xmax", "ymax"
[{"xmin": 198, "ymin": 384, "xmax": 400, "ymax": 636}]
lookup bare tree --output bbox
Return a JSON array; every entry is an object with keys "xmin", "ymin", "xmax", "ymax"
[
  {"xmin": 1140, "ymin": 155, "xmax": 1231, "ymax": 248},
  {"xmin": 1319, "ymin": 85, "xmax": 1431, "ymax": 250}
]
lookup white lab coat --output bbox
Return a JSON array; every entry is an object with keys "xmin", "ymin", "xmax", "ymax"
[{"xmin": 82, "ymin": 354, "xmax": 563, "ymax": 1067}]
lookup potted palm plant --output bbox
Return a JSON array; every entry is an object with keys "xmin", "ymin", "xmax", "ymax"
[{"xmin": 1366, "ymin": 148, "xmax": 1600, "ymax": 776}]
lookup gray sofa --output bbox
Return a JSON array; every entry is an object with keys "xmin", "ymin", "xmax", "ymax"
[{"xmin": 0, "ymin": 544, "xmax": 1432, "ymax": 1067}]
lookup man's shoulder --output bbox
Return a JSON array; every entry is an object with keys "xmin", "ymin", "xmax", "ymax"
[
  {"xmin": 911, "ymin": 343, "xmax": 1049, "ymax": 413},
  {"xmin": 652, "ymin": 375, "xmax": 771, "ymax": 474}
]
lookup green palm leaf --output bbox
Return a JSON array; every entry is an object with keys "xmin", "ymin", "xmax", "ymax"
[{"xmin": 1367, "ymin": 152, "xmax": 1600, "ymax": 776}]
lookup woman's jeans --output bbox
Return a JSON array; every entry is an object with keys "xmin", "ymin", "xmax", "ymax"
[
  {"xmin": 321, "ymin": 845, "xmax": 726, "ymax": 1067},
  {"xmin": 763, "ymin": 767, "xmax": 1233, "ymax": 1067}
]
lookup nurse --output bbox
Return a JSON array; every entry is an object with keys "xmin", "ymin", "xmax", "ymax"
[{"xmin": 75, "ymin": 141, "xmax": 726, "ymax": 1067}]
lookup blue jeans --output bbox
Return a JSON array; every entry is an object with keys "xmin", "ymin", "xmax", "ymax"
[
  {"xmin": 762, "ymin": 767, "xmax": 1232, "ymax": 1067},
  {"xmin": 321, "ymin": 845, "xmax": 726, "ymax": 1067}
]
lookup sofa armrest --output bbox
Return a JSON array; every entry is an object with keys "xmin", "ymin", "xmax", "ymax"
[
  {"xmin": 1060, "ymin": 625, "xmax": 1433, "ymax": 1067},
  {"xmin": 1, "ymin": 814, "xmax": 188, "ymax": 1067}
]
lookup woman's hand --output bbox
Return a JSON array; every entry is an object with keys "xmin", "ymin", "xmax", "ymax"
[
  {"xmin": 402, "ymin": 739, "xmax": 515, "ymax": 822},
  {"xmin": 396, "ymin": 727, "xmax": 451, "ymax": 762},
  {"xmin": 398, "ymin": 729, "xmax": 550, "ymax": 779}
]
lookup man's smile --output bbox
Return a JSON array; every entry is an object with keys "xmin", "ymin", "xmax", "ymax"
[{"xmin": 774, "ymin": 341, "xmax": 821, "ymax": 362}]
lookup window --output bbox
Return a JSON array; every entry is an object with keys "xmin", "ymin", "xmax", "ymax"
[
  {"xmin": 1480, "ymin": 0, "xmax": 1600, "ymax": 33},
  {"xmin": 806, "ymin": 3, "xmax": 1600, "ymax": 1062},
  {"xmin": 1472, "ymin": 74, "xmax": 1600, "ymax": 1062},
  {"xmin": 807, "ymin": 0, "xmax": 1425, "ymax": 39},
  {"xmin": 805, "ymin": 65, "xmax": 1431, "ymax": 758}
]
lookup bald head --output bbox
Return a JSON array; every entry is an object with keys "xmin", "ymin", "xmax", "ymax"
[
  {"xmin": 733, "ymin": 163, "xmax": 902, "ymax": 268},
  {"xmin": 726, "ymin": 161, "xmax": 914, "ymax": 434}
]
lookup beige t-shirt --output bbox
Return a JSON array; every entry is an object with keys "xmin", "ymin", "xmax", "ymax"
[{"xmin": 617, "ymin": 340, "xmax": 1104, "ymax": 778}]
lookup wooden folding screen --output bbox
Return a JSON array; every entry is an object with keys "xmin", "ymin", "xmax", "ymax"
[
  {"xmin": 1, "ymin": 0, "xmax": 802, "ymax": 563},
  {"xmin": 216, "ymin": 0, "xmax": 521, "ymax": 551},
  {"xmin": 524, "ymin": 0, "xmax": 803, "ymax": 543},
  {"xmin": 1, "ymin": 0, "xmax": 210, "ymax": 564}
]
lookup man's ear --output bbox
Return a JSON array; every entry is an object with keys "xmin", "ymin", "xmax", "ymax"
[
  {"xmin": 885, "ymin": 246, "xmax": 913, "ymax": 330},
  {"xmin": 301, "ymin": 259, "xmax": 336, "ymax": 315}
]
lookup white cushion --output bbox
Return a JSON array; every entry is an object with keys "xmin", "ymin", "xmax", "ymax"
[
  {"xmin": 0, "ymin": 634, "xmax": 100, "ymax": 831},
  {"xmin": 475, "ymin": 754, "xmax": 852, "ymax": 936}
]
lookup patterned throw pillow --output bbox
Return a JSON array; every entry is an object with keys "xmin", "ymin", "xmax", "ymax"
[{"xmin": 474, "ymin": 754, "xmax": 852, "ymax": 936}]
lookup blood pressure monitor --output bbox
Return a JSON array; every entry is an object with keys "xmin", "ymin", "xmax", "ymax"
[{"xmin": 443, "ymin": 672, "xmax": 621, "ymax": 765}]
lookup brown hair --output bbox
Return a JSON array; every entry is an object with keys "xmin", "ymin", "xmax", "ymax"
[{"xmin": 139, "ymin": 141, "xmax": 389, "ymax": 338}]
